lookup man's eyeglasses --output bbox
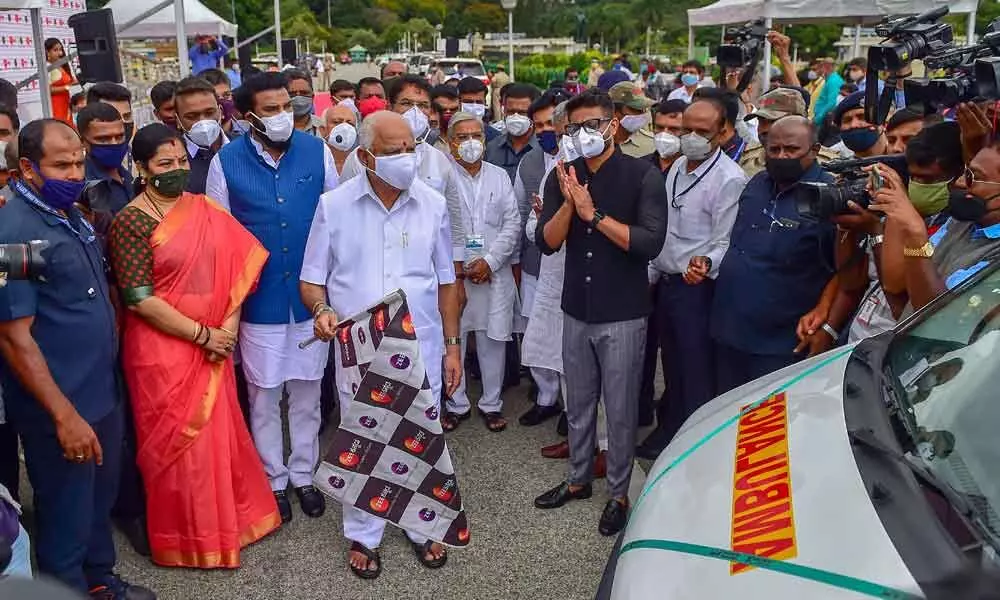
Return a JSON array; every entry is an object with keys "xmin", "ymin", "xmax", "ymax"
[
  {"xmin": 397, "ymin": 99, "xmax": 432, "ymax": 111},
  {"xmin": 565, "ymin": 118, "xmax": 611, "ymax": 136},
  {"xmin": 963, "ymin": 166, "xmax": 1000, "ymax": 189},
  {"xmin": 452, "ymin": 132, "xmax": 484, "ymax": 142}
]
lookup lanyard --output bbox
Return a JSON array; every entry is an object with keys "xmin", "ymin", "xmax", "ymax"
[
  {"xmin": 671, "ymin": 150, "xmax": 721, "ymax": 207},
  {"xmin": 461, "ymin": 171, "xmax": 488, "ymax": 236},
  {"xmin": 726, "ymin": 137, "xmax": 747, "ymax": 161},
  {"xmin": 13, "ymin": 180, "xmax": 96, "ymax": 244}
]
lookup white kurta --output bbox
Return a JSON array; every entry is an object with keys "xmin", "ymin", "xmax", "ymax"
[
  {"xmin": 452, "ymin": 161, "xmax": 521, "ymax": 342},
  {"xmin": 521, "ymin": 167, "xmax": 566, "ymax": 375}
]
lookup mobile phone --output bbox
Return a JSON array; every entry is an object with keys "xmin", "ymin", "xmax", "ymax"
[{"xmin": 869, "ymin": 166, "xmax": 883, "ymax": 191}]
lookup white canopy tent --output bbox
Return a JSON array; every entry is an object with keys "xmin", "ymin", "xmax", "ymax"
[
  {"xmin": 686, "ymin": 0, "xmax": 982, "ymax": 91},
  {"xmin": 104, "ymin": 0, "xmax": 236, "ymax": 39},
  {"xmin": 0, "ymin": 0, "xmax": 53, "ymax": 117}
]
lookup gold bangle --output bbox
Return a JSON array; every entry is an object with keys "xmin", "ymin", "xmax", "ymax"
[{"xmin": 219, "ymin": 326, "xmax": 235, "ymax": 335}]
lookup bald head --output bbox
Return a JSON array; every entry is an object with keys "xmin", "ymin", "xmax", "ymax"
[
  {"xmin": 324, "ymin": 104, "xmax": 357, "ymax": 130},
  {"xmin": 358, "ymin": 110, "xmax": 414, "ymax": 154},
  {"xmin": 382, "ymin": 61, "xmax": 407, "ymax": 79},
  {"xmin": 766, "ymin": 115, "xmax": 817, "ymax": 157}
]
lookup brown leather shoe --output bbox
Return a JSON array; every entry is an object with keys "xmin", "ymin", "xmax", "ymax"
[
  {"xmin": 541, "ymin": 440, "xmax": 570, "ymax": 459},
  {"xmin": 593, "ymin": 450, "xmax": 607, "ymax": 479}
]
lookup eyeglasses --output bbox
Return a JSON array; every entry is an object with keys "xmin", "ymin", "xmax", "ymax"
[
  {"xmin": 565, "ymin": 118, "xmax": 611, "ymax": 136},
  {"xmin": 397, "ymin": 99, "xmax": 432, "ymax": 111},
  {"xmin": 963, "ymin": 166, "xmax": 1000, "ymax": 189},
  {"xmin": 452, "ymin": 132, "xmax": 484, "ymax": 142}
]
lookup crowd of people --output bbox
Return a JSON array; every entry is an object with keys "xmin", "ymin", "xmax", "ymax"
[{"xmin": 0, "ymin": 30, "xmax": 999, "ymax": 598}]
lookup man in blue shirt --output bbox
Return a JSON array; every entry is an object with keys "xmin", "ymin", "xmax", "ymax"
[
  {"xmin": 712, "ymin": 116, "xmax": 837, "ymax": 393},
  {"xmin": 189, "ymin": 34, "xmax": 229, "ymax": 75},
  {"xmin": 0, "ymin": 119, "xmax": 154, "ymax": 599},
  {"xmin": 224, "ymin": 57, "xmax": 242, "ymax": 89}
]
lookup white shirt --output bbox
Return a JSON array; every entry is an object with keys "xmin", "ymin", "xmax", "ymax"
[
  {"xmin": 204, "ymin": 132, "xmax": 340, "ymax": 210},
  {"xmin": 300, "ymin": 173, "xmax": 456, "ymax": 352},
  {"xmin": 341, "ymin": 142, "xmax": 465, "ymax": 263},
  {"xmin": 667, "ymin": 86, "xmax": 697, "ymax": 103},
  {"xmin": 184, "ymin": 129, "xmax": 229, "ymax": 160},
  {"xmin": 650, "ymin": 148, "xmax": 747, "ymax": 281}
]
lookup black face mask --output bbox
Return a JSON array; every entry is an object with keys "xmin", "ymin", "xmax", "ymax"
[
  {"xmin": 948, "ymin": 189, "xmax": 998, "ymax": 223},
  {"xmin": 765, "ymin": 155, "xmax": 810, "ymax": 184}
]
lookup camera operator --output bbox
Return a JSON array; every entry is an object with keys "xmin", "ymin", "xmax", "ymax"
[
  {"xmin": 885, "ymin": 107, "xmax": 934, "ymax": 154},
  {"xmin": 834, "ymin": 91, "xmax": 889, "ymax": 157},
  {"xmin": 766, "ymin": 30, "xmax": 800, "ymax": 88},
  {"xmin": 815, "ymin": 122, "xmax": 960, "ymax": 352},
  {"xmin": 872, "ymin": 135, "xmax": 1000, "ymax": 312},
  {"xmin": 711, "ymin": 116, "xmax": 838, "ymax": 393},
  {"xmin": 189, "ymin": 34, "xmax": 229, "ymax": 76}
]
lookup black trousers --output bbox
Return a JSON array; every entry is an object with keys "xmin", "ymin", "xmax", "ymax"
[
  {"xmin": 0, "ymin": 422, "xmax": 19, "ymax": 503},
  {"xmin": 637, "ymin": 283, "xmax": 666, "ymax": 426},
  {"xmin": 715, "ymin": 342, "xmax": 800, "ymax": 396},
  {"xmin": 111, "ymin": 371, "xmax": 145, "ymax": 522}
]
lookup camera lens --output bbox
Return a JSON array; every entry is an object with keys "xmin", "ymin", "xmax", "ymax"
[{"xmin": 796, "ymin": 180, "xmax": 870, "ymax": 220}]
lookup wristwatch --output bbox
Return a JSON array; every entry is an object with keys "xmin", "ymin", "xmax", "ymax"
[
  {"xmin": 869, "ymin": 234, "xmax": 885, "ymax": 247},
  {"xmin": 444, "ymin": 336, "xmax": 461, "ymax": 346},
  {"xmin": 821, "ymin": 323, "xmax": 840, "ymax": 340},
  {"xmin": 903, "ymin": 241, "xmax": 934, "ymax": 258},
  {"xmin": 590, "ymin": 209, "xmax": 605, "ymax": 229}
]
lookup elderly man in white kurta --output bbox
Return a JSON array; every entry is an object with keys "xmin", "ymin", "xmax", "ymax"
[
  {"xmin": 441, "ymin": 112, "xmax": 521, "ymax": 433},
  {"xmin": 299, "ymin": 111, "xmax": 463, "ymax": 578}
]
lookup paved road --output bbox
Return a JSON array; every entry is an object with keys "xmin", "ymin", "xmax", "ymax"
[{"xmin": 108, "ymin": 378, "xmax": 650, "ymax": 600}]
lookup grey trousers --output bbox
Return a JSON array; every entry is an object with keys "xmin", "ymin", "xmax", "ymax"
[{"xmin": 563, "ymin": 314, "xmax": 647, "ymax": 498}]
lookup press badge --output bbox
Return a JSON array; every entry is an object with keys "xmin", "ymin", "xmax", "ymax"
[{"xmin": 465, "ymin": 234, "xmax": 485, "ymax": 263}]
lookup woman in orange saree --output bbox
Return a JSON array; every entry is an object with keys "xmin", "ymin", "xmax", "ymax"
[{"xmin": 108, "ymin": 124, "xmax": 279, "ymax": 568}]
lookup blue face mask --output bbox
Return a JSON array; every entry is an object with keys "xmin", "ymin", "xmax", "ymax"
[
  {"xmin": 89, "ymin": 142, "xmax": 129, "ymax": 169},
  {"xmin": 31, "ymin": 162, "xmax": 86, "ymax": 211},
  {"xmin": 537, "ymin": 130, "xmax": 559, "ymax": 154},
  {"xmin": 681, "ymin": 73, "xmax": 700, "ymax": 87},
  {"xmin": 839, "ymin": 127, "xmax": 880, "ymax": 153}
]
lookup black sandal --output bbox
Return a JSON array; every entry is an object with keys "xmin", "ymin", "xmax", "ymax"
[
  {"xmin": 348, "ymin": 541, "xmax": 382, "ymax": 580},
  {"xmin": 441, "ymin": 410, "xmax": 470, "ymax": 432},
  {"xmin": 480, "ymin": 410, "xmax": 507, "ymax": 432},
  {"xmin": 411, "ymin": 539, "xmax": 448, "ymax": 569}
]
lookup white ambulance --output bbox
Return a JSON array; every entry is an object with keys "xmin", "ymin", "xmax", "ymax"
[{"xmin": 598, "ymin": 263, "xmax": 1000, "ymax": 599}]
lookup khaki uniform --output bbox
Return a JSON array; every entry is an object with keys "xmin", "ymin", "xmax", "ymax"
[
  {"xmin": 619, "ymin": 128, "xmax": 655, "ymax": 158},
  {"xmin": 739, "ymin": 143, "xmax": 842, "ymax": 178}
]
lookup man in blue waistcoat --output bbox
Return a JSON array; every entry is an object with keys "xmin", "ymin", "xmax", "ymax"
[{"xmin": 205, "ymin": 72, "xmax": 340, "ymax": 524}]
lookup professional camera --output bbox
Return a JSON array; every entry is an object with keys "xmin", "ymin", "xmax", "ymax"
[
  {"xmin": 717, "ymin": 19, "xmax": 767, "ymax": 69},
  {"xmin": 796, "ymin": 155, "xmax": 908, "ymax": 221},
  {"xmin": 0, "ymin": 240, "xmax": 49, "ymax": 282},
  {"xmin": 869, "ymin": 6, "xmax": 953, "ymax": 72}
]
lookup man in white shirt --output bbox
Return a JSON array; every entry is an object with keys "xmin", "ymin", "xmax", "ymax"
[
  {"xmin": 339, "ymin": 74, "xmax": 466, "ymax": 307},
  {"xmin": 204, "ymin": 72, "xmax": 340, "ymax": 523},
  {"xmin": 173, "ymin": 76, "xmax": 228, "ymax": 194},
  {"xmin": 667, "ymin": 60, "xmax": 707, "ymax": 104},
  {"xmin": 639, "ymin": 98, "xmax": 747, "ymax": 459},
  {"xmin": 441, "ymin": 112, "xmax": 521, "ymax": 433},
  {"xmin": 299, "ymin": 110, "xmax": 462, "ymax": 578}
]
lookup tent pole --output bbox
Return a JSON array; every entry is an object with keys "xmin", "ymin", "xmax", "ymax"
[
  {"xmin": 852, "ymin": 22, "xmax": 861, "ymax": 58},
  {"xmin": 175, "ymin": 0, "xmax": 189, "ymax": 76},
  {"xmin": 687, "ymin": 26, "xmax": 693, "ymax": 59},
  {"xmin": 968, "ymin": 10, "xmax": 977, "ymax": 46},
  {"xmin": 275, "ymin": 0, "xmax": 282, "ymax": 66},
  {"xmin": 761, "ymin": 17, "xmax": 772, "ymax": 93},
  {"xmin": 31, "ymin": 8, "xmax": 52, "ymax": 117},
  {"xmin": 237, "ymin": 26, "xmax": 276, "ymax": 49}
]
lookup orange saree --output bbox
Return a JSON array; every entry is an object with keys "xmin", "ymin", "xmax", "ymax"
[{"xmin": 120, "ymin": 193, "xmax": 279, "ymax": 568}]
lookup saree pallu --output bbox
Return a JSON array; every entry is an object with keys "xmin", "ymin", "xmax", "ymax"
[{"xmin": 121, "ymin": 193, "xmax": 279, "ymax": 569}]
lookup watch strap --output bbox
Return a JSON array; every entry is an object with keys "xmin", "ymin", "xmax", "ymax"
[
  {"xmin": 590, "ymin": 210, "xmax": 605, "ymax": 229},
  {"xmin": 444, "ymin": 336, "xmax": 461, "ymax": 346},
  {"xmin": 820, "ymin": 323, "xmax": 839, "ymax": 340},
  {"xmin": 903, "ymin": 241, "xmax": 934, "ymax": 258}
]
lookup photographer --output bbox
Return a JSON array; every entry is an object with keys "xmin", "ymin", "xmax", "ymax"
[
  {"xmin": 711, "ymin": 116, "xmax": 838, "ymax": 393},
  {"xmin": 885, "ymin": 107, "xmax": 933, "ymax": 154},
  {"xmin": 188, "ymin": 34, "xmax": 229, "ymax": 76},
  {"xmin": 834, "ymin": 91, "xmax": 889, "ymax": 157}
]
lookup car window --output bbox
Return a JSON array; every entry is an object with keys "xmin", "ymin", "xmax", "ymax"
[{"xmin": 434, "ymin": 61, "xmax": 485, "ymax": 76}]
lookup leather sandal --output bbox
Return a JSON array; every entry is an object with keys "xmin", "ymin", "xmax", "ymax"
[
  {"xmin": 480, "ymin": 410, "xmax": 507, "ymax": 432},
  {"xmin": 411, "ymin": 539, "xmax": 448, "ymax": 569},
  {"xmin": 348, "ymin": 541, "xmax": 382, "ymax": 580}
]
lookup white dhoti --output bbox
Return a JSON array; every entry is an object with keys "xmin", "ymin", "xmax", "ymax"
[{"xmin": 241, "ymin": 317, "xmax": 327, "ymax": 490}]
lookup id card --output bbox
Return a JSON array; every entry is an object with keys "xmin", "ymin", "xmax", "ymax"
[{"xmin": 465, "ymin": 234, "xmax": 485, "ymax": 263}]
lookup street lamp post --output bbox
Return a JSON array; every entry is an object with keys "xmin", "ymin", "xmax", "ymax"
[{"xmin": 501, "ymin": 0, "xmax": 516, "ymax": 82}]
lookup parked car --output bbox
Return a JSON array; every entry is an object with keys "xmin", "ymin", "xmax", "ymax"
[
  {"xmin": 339, "ymin": 53, "xmax": 351, "ymax": 64},
  {"xmin": 598, "ymin": 261, "xmax": 1000, "ymax": 599},
  {"xmin": 428, "ymin": 57, "xmax": 489, "ymax": 86}
]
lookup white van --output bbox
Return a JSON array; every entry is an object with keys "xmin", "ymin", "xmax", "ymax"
[{"xmin": 598, "ymin": 262, "xmax": 1000, "ymax": 599}]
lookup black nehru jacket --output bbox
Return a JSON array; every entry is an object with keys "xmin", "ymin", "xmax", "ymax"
[
  {"xmin": 186, "ymin": 147, "xmax": 214, "ymax": 194},
  {"xmin": 536, "ymin": 148, "xmax": 667, "ymax": 324}
]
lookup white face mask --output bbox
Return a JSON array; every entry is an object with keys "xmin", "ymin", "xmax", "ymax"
[
  {"xmin": 461, "ymin": 102, "xmax": 486, "ymax": 119},
  {"xmin": 680, "ymin": 132, "xmax": 714, "ymax": 161},
  {"xmin": 402, "ymin": 106, "xmax": 429, "ymax": 140},
  {"xmin": 560, "ymin": 135, "xmax": 579, "ymax": 162},
  {"xmin": 620, "ymin": 113, "xmax": 650, "ymax": 134},
  {"xmin": 571, "ymin": 122, "xmax": 610, "ymax": 159},
  {"xmin": 653, "ymin": 132, "xmax": 680, "ymax": 158},
  {"xmin": 185, "ymin": 119, "xmax": 222, "ymax": 149},
  {"xmin": 457, "ymin": 139, "xmax": 484, "ymax": 164},
  {"xmin": 504, "ymin": 113, "xmax": 532, "ymax": 137},
  {"xmin": 327, "ymin": 122, "xmax": 357, "ymax": 151},
  {"xmin": 365, "ymin": 149, "xmax": 418, "ymax": 191},
  {"xmin": 249, "ymin": 110, "xmax": 294, "ymax": 143}
]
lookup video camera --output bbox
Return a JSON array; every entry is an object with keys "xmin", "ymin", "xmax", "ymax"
[
  {"xmin": 0, "ymin": 240, "xmax": 49, "ymax": 284},
  {"xmin": 796, "ymin": 154, "xmax": 908, "ymax": 221},
  {"xmin": 716, "ymin": 19, "xmax": 767, "ymax": 93}
]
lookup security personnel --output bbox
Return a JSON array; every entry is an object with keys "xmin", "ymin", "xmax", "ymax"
[
  {"xmin": 608, "ymin": 81, "xmax": 655, "ymax": 157},
  {"xmin": 0, "ymin": 119, "xmax": 155, "ymax": 598},
  {"xmin": 740, "ymin": 87, "xmax": 840, "ymax": 177}
]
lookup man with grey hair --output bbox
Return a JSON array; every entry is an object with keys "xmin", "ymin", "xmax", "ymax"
[
  {"xmin": 439, "ymin": 112, "xmax": 521, "ymax": 433},
  {"xmin": 300, "ymin": 110, "xmax": 462, "ymax": 578},
  {"xmin": 514, "ymin": 90, "xmax": 572, "ymax": 429}
]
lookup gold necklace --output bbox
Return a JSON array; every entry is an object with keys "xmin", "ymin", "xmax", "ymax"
[{"xmin": 143, "ymin": 192, "xmax": 171, "ymax": 221}]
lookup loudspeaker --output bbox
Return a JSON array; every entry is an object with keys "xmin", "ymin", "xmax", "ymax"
[
  {"xmin": 67, "ymin": 9, "xmax": 122, "ymax": 84},
  {"xmin": 238, "ymin": 44, "xmax": 252, "ymax": 75},
  {"xmin": 445, "ymin": 37, "xmax": 459, "ymax": 58},
  {"xmin": 281, "ymin": 39, "xmax": 297, "ymax": 66}
]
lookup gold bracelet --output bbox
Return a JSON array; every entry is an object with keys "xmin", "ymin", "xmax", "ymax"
[{"xmin": 219, "ymin": 326, "xmax": 235, "ymax": 336}]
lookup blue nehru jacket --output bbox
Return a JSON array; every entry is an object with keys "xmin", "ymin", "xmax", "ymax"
[{"xmin": 218, "ymin": 130, "xmax": 326, "ymax": 324}]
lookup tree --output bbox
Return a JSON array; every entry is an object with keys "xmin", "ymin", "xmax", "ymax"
[
  {"xmin": 347, "ymin": 29, "xmax": 380, "ymax": 50},
  {"xmin": 406, "ymin": 17, "xmax": 437, "ymax": 50},
  {"xmin": 464, "ymin": 2, "xmax": 505, "ymax": 34}
]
